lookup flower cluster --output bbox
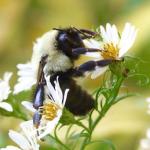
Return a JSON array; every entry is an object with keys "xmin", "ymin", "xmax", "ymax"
[{"xmin": 1, "ymin": 75, "xmax": 68, "ymax": 149}]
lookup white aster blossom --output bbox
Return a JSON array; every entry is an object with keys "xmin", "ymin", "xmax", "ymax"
[
  {"xmin": 84, "ymin": 22, "xmax": 137, "ymax": 79},
  {"xmin": 0, "ymin": 121, "xmax": 39, "ymax": 150},
  {"xmin": 22, "ymin": 76, "xmax": 69, "ymax": 139},
  {"xmin": 100, "ymin": 22, "xmax": 137, "ymax": 59},
  {"xmin": 0, "ymin": 72, "xmax": 13, "ymax": 112},
  {"xmin": 140, "ymin": 129, "xmax": 150, "ymax": 150},
  {"xmin": 13, "ymin": 62, "xmax": 38, "ymax": 94}
]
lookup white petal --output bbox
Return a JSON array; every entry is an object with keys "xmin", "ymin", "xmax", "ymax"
[
  {"xmin": 106, "ymin": 23, "xmax": 113, "ymax": 42},
  {"xmin": 100, "ymin": 25, "xmax": 109, "ymax": 43},
  {"xmin": 112, "ymin": 25, "xmax": 119, "ymax": 46},
  {"xmin": 21, "ymin": 101, "xmax": 36, "ymax": 113},
  {"xmin": 0, "ymin": 146, "xmax": 21, "ymax": 150},
  {"xmin": 20, "ymin": 121, "xmax": 39, "ymax": 150},
  {"xmin": 84, "ymin": 52, "xmax": 101, "ymax": 58},
  {"xmin": 100, "ymin": 23, "xmax": 119, "ymax": 47},
  {"xmin": 38, "ymin": 110, "xmax": 62, "ymax": 139},
  {"xmin": 9, "ymin": 130, "xmax": 31, "ymax": 150},
  {"xmin": 82, "ymin": 39, "xmax": 101, "ymax": 58},
  {"xmin": 119, "ymin": 23, "xmax": 137, "ymax": 57},
  {"xmin": 3, "ymin": 72, "xmax": 13, "ymax": 82},
  {"xmin": 14, "ymin": 62, "xmax": 37, "ymax": 94},
  {"xmin": 83, "ymin": 39, "xmax": 100, "ymax": 49},
  {"xmin": 0, "ymin": 102, "xmax": 13, "ymax": 112},
  {"xmin": 62, "ymin": 89, "xmax": 69, "ymax": 107},
  {"xmin": 91, "ymin": 66, "xmax": 108, "ymax": 79},
  {"xmin": 54, "ymin": 77, "xmax": 63, "ymax": 103},
  {"xmin": 0, "ymin": 72, "xmax": 12, "ymax": 101},
  {"xmin": 13, "ymin": 84, "xmax": 33, "ymax": 94},
  {"xmin": 45, "ymin": 75, "xmax": 60, "ymax": 103}
]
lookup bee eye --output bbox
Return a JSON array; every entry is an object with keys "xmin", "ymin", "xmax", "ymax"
[{"xmin": 59, "ymin": 33, "xmax": 68, "ymax": 42}]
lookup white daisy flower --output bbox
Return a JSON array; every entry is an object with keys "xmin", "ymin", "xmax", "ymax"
[
  {"xmin": 84, "ymin": 23, "xmax": 138, "ymax": 79},
  {"xmin": 13, "ymin": 61, "xmax": 38, "ymax": 94},
  {"xmin": 22, "ymin": 76, "xmax": 69, "ymax": 139},
  {"xmin": 0, "ymin": 72, "xmax": 13, "ymax": 112},
  {"xmin": 140, "ymin": 129, "xmax": 150, "ymax": 150},
  {"xmin": 0, "ymin": 121, "xmax": 39, "ymax": 150},
  {"xmin": 100, "ymin": 22, "xmax": 137, "ymax": 59}
]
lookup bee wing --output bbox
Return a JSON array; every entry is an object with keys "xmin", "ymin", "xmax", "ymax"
[{"xmin": 36, "ymin": 55, "xmax": 48, "ymax": 84}]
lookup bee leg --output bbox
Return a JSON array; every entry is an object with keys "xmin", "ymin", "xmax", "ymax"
[
  {"xmin": 33, "ymin": 55, "xmax": 48, "ymax": 128},
  {"xmin": 33, "ymin": 110, "xmax": 42, "ymax": 129},
  {"xmin": 32, "ymin": 81, "xmax": 45, "ymax": 128},
  {"xmin": 72, "ymin": 47, "xmax": 101, "ymax": 56},
  {"xmin": 73, "ymin": 59, "xmax": 113, "ymax": 76},
  {"xmin": 33, "ymin": 83, "xmax": 45, "ymax": 109},
  {"xmin": 33, "ymin": 56, "xmax": 47, "ymax": 109}
]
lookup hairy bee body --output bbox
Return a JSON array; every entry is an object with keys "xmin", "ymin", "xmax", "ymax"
[{"xmin": 33, "ymin": 28, "xmax": 96, "ymax": 116}]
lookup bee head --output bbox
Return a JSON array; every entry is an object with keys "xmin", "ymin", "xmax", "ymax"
[{"xmin": 53, "ymin": 27, "xmax": 84, "ymax": 59}]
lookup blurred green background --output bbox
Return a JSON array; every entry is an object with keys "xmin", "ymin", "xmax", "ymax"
[{"xmin": 0, "ymin": 0, "xmax": 150, "ymax": 149}]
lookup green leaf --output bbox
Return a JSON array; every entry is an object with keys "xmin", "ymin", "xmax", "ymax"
[
  {"xmin": 60, "ymin": 108, "xmax": 76, "ymax": 125},
  {"xmin": 0, "ymin": 90, "xmax": 31, "ymax": 119},
  {"xmin": 85, "ymin": 139, "xmax": 116, "ymax": 150}
]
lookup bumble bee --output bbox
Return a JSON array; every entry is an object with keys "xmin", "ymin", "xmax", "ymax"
[{"xmin": 32, "ymin": 27, "xmax": 112, "ymax": 127}]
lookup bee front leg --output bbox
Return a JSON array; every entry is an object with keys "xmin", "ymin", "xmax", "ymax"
[{"xmin": 72, "ymin": 47, "xmax": 100, "ymax": 56}]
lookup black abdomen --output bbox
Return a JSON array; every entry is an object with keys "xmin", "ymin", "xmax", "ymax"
[{"xmin": 50, "ymin": 74, "xmax": 95, "ymax": 116}]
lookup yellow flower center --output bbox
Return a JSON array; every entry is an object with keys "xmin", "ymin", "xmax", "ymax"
[
  {"xmin": 40, "ymin": 101, "xmax": 60, "ymax": 121},
  {"xmin": 101, "ymin": 43, "xmax": 119, "ymax": 59}
]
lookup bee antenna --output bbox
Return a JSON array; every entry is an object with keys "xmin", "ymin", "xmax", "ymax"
[
  {"xmin": 72, "ymin": 27, "xmax": 95, "ymax": 39},
  {"xmin": 53, "ymin": 28, "xmax": 63, "ymax": 31}
]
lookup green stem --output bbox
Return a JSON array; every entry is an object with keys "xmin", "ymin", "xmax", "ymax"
[
  {"xmin": 54, "ymin": 125, "xmax": 71, "ymax": 150},
  {"xmin": 80, "ymin": 76, "xmax": 124, "ymax": 150},
  {"xmin": 92, "ymin": 77, "xmax": 124, "ymax": 131},
  {"xmin": 76, "ymin": 121, "xmax": 90, "ymax": 133}
]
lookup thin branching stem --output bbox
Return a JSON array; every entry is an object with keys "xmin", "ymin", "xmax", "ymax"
[
  {"xmin": 54, "ymin": 124, "xmax": 71, "ymax": 150},
  {"xmin": 80, "ymin": 76, "xmax": 124, "ymax": 150}
]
